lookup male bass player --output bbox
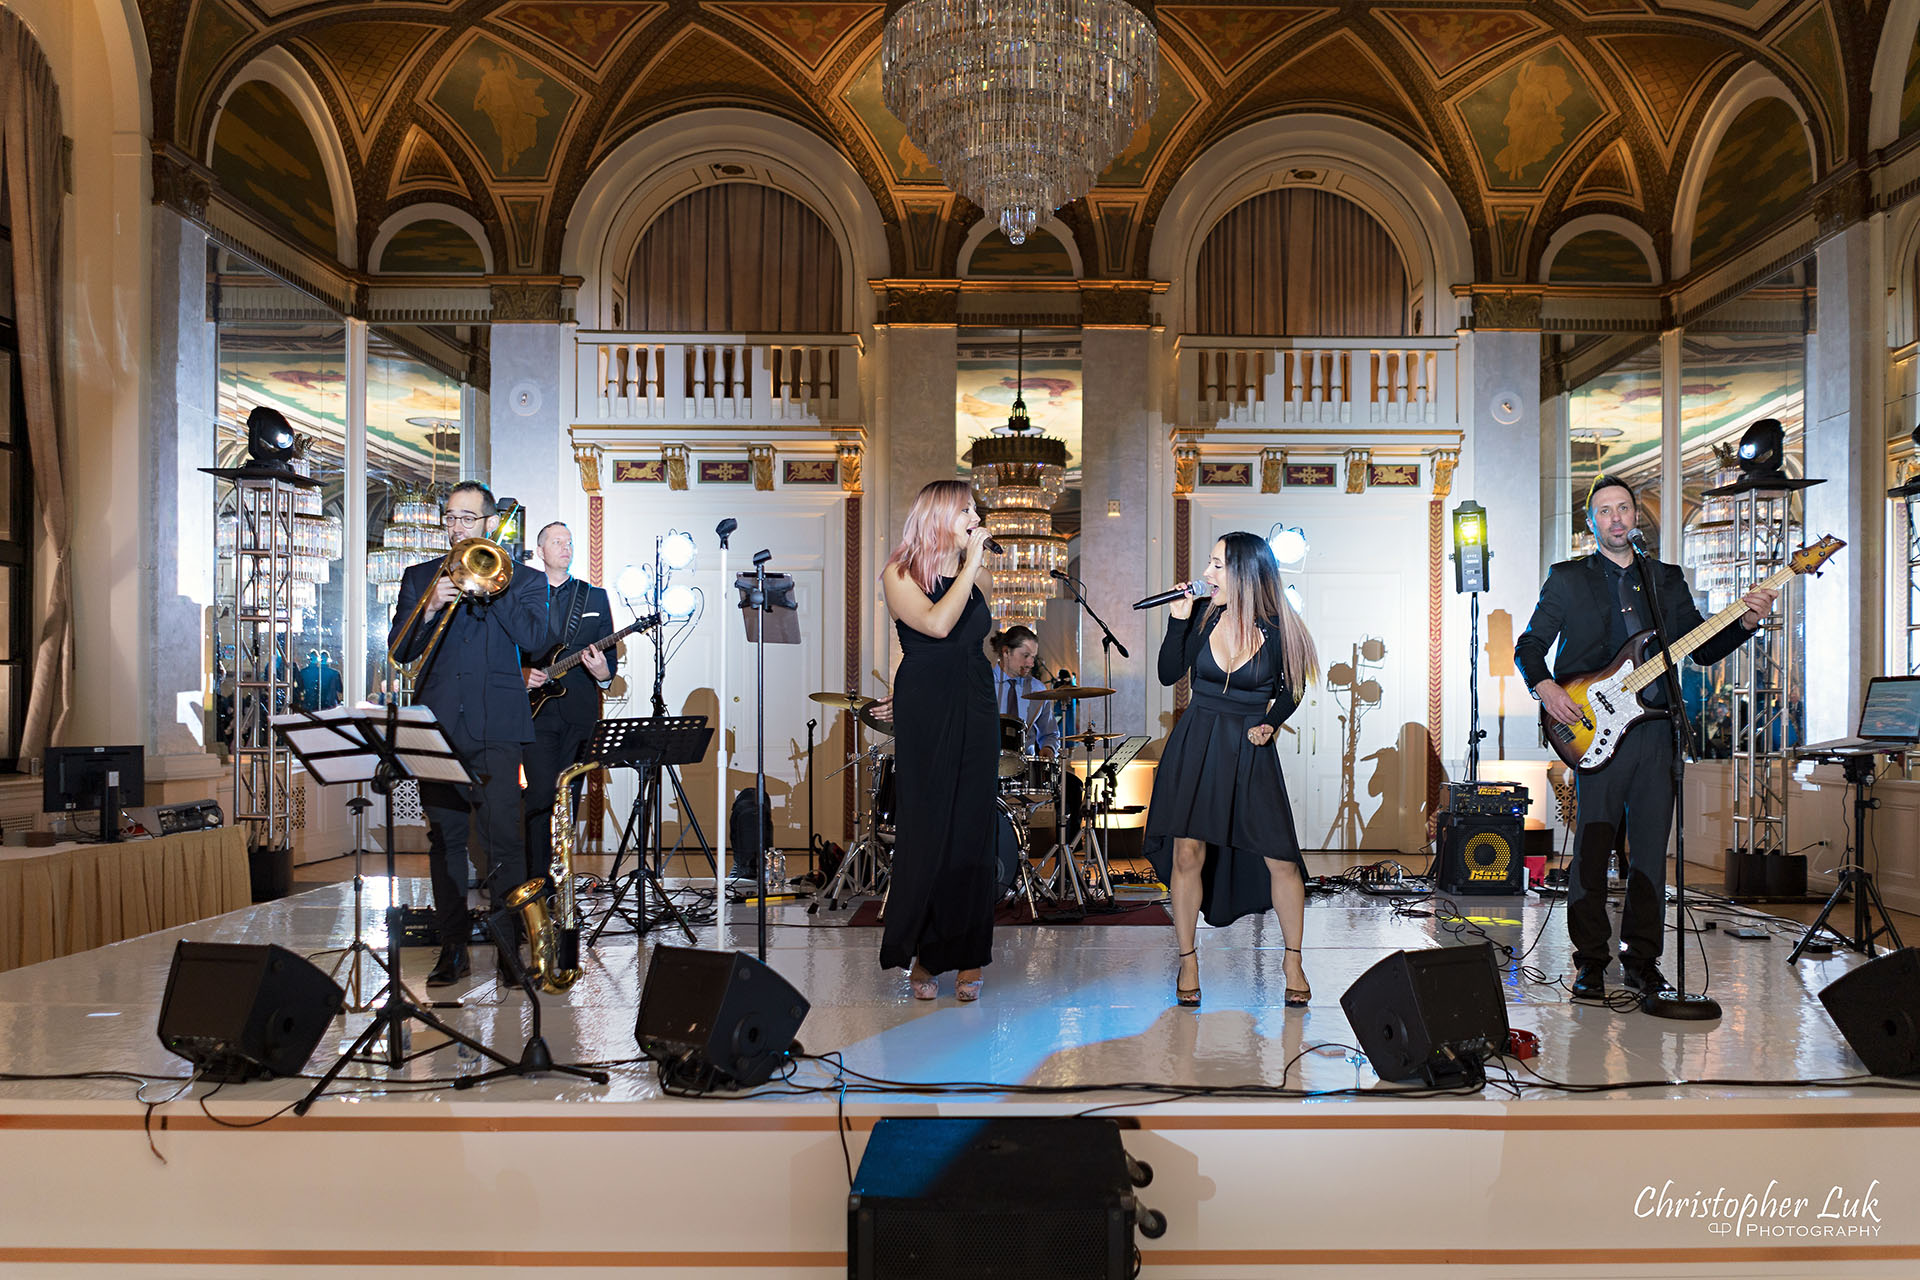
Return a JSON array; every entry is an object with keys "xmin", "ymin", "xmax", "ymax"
[
  {"xmin": 1515, "ymin": 473, "xmax": 1776, "ymax": 1004},
  {"xmin": 524, "ymin": 521, "xmax": 616, "ymax": 881},
  {"xmin": 390, "ymin": 481, "xmax": 549, "ymax": 987}
]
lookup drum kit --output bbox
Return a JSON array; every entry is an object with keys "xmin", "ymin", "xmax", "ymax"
[{"xmin": 807, "ymin": 685, "xmax": 1136, "ymax": 915}]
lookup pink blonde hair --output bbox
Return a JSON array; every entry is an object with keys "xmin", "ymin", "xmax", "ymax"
[{"xmin": 885, "ymin": 479, "xmax": 973, "ymax": 593}]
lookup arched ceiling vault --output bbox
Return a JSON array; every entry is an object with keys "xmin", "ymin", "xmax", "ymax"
[{"xmin": 143, "ymin": 0, "xmax": 1897, "ymax": 289}]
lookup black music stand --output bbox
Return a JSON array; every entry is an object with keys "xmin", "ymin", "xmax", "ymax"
[
  {"xmin": 586, "ymin": 716, "xmax": 712, "ymax": 945},
  {"xmin": 1788, "ymin": 749, "xmax": 1906, "ymax": 963},
  {"xmin": 274, "ymin": 705, "xmax": 535, "ymax": 1111}
]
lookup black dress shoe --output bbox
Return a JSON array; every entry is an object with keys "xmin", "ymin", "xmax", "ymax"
[
  {"xmin": 1622, "ymin": 963, "xmax": 1673, "ymax": 997},
  {"xmin": 425, "ymin": 944, "xmax": 470, "ymax": 988},
  {"xmin": 1570, "ymin": 961, "xmax": 1608, "ymax": 1001}
]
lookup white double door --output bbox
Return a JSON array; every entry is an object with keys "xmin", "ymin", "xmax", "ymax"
[{"xmin": 1190, "ymin": 491, "xmax": 1432, "ymax": 852}]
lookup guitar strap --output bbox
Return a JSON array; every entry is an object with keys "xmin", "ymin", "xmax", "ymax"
[{"xmin": 558, "ymin": 579, "xmax": 589, "ymax": 651}]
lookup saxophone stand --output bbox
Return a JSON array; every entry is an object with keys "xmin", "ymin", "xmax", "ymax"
[
  {"xmin": 272, "ymin": 705, "xmax": 525, "ymax": 1113},
  {"xmin": 585, "ymin": 716, "xmax": 710, "ymax": 946},
  {"xmin": 454, "ymin": 912, "xmax": 608, "ymax": 1089},
  {"xmin": 1630, "ymin": 538, "xmax": 1719, "ymax": 1022}
]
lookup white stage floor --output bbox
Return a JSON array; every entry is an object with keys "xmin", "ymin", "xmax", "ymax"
[{"xmin": 1, "ymin": 874, "xmax": 1915, "ymax": 1277}]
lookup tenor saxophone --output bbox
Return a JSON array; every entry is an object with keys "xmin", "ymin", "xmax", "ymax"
[{"xmin": 504, "ymin": 759, "xmax": 597, "ymax": 993}]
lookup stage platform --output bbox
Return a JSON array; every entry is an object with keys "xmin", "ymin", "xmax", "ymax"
[{"xmin": 0, "ymin": 873, "xmax": 1914, "ymax": 1278}]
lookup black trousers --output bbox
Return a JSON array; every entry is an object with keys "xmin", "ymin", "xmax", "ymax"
[
  {"xmin": 1568, "ymin": 719, "xmax": 1675, "ymax": 968},
  {"xmin": 524, "ymin": 714, "xmax": 594, "ymax": 881},
  {"xmin": 420, "ymin": 734, "xmax": 528, "ymax": 946}
]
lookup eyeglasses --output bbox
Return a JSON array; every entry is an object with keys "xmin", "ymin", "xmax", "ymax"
[{"xmin": 444, "ymin": 512, "xmax": 486, "ymax": 530}]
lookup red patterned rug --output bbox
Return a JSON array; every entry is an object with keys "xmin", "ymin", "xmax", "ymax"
[{"xmin": 842, "ymin": 898, "xmax": 1171, "ymax": 928}]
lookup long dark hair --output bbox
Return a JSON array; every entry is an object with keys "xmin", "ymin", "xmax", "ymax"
[{"xmin": 1208, "ymin": 531, "xmax": 1319, "ymax": 690}]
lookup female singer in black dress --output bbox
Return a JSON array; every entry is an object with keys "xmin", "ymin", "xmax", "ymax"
[
  {"xmin": 877, "ymin": 479, "xmax": 999, "ymax": 1001},
  {"xmin": 1144, "ymin": 531, "xmax": 1319, "ymax": 1009}
]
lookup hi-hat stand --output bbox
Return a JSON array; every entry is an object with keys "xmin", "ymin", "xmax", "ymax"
[
  {"xmin": 586, "ymin": 716, "xmax": 712, "ymax": 946},
  {"xmin": 1788, "ymin": 750, "xmax": 1906, "ymax": 963}
]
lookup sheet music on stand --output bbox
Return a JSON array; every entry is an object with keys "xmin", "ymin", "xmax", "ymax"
[
  {"xmin": 271, "ymin": 703, "xmax": 472, "ymax": 786},
  {"xmin": 1092, "ymin": 735, "xmax": 1152, "ymax": 787}
]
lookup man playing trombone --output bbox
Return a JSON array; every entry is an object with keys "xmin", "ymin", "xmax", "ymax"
[{"xmin": 389, "ymin": 480, "xmax": 549, "ymax": 987}]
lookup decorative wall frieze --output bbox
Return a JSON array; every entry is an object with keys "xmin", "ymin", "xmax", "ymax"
[
  {"xmin": 1079, "ymin": 281, "xmax": 1163, "ymax": 328},
  {"xmin": 491, "ymin": 281, "xmax": 564, "ymax": 323},
  {"xmin": 1812, "ymin": 168, "xmax": 1871, "ymax": 240},
  {"xmin": 151, "ymin": 145, "xmax": 212, "ymax": 221},
  {"xmin": 873, "ymin": 280, "xmax": 961, "ymax": 325}
]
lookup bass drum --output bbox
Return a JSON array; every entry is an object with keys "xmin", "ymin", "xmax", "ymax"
[{"xmin": 992, "ymin": 795, "xmax": 1027, "ymax": 893}]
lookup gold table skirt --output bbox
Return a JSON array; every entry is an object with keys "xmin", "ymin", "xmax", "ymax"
[{"xmin": 0, "ymin": 827, "xmax": 251, "ymax": 972}]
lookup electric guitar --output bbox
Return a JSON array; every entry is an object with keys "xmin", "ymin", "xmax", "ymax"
[
  {"xmin": 1542, "ymin": 535, "xmax": 1844, "ymax": 773},
  {"xmin": 528, "ymin": 614, "xmax": 660, "ymax": 719}
]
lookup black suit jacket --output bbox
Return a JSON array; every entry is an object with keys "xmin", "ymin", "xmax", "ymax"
[
  {"xmin": 390, "ymin": 556, "xmax": 549, "ymax": 745},
  {"xmin": 541, "ymin": 579, "xmax": 618, "ymax": 726},
  {"xmin": 1513, "ymin": 553, "xmax": 1754, "ymax": 691}
]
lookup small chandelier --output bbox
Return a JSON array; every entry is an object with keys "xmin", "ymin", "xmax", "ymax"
[
  {"xmin": 969, "ymin": 332, "xmax": 1068, "ymax": 628},
  {"xmin": 882, "ymin": 0, "xmax": 1159, "ymax": 245}
]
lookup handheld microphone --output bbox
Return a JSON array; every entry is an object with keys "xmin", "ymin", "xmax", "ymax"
[
  {"xmin": 983, "ymin": 537, "xmax": 1004, "ymax": 555},
  {"xmin": 1132, "ymin": 581, "xmax": 1214, "ymax": 610}
]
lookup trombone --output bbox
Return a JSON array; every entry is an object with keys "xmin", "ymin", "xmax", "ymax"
[{"xmin": 387, "ymin": 530, "xmax": 516, "ymax": 677}]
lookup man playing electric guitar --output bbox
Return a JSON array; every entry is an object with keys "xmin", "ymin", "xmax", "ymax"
[
  {"xmin": 1515, "ymin": 474, "xmax": 1777, "ymax": 1005},
  {"xmin": 523, "ymin": 522, "xmax": 617, "ymax": 880}
]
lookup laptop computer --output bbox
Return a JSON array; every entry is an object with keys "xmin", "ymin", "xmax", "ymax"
[{"xmin": 1799, "ymin": 675, "xmax": 1920, "ymax": 755}]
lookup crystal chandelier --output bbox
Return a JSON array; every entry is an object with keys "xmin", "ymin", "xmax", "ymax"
[
  {"xmin": 882, "ymin": 0, "xmax": 1158, "ymax": 244},
  {"xmin": 969, "ymin": 334, "xmax": 1068, "ymax": 628}
]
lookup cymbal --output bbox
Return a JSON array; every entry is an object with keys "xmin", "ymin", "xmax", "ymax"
[
  {"xmin": 857, "ymin": 704, "xmax": 895, "ymax": 737},
  {"xmin": 809, "ymin": 691, "xmax": 876, "ymax": 710},
  {"xmin": 1022, "ymin": 686, "xmax": 1114, "ymax": 703},
  {"xmin": 1061, "ymin": 731, "xmax": 1123, "ymax": 744}
]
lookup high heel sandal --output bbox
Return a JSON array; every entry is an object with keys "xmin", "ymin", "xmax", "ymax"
[
  {"xmin": 956, "ymin": 970, "xmax": 984, "ymax": 1002},
  {"xmin": 1283, "ymin": 946, "xmax": 1310, "ymax": 1008},
  {"xmin": 1175, "ymin": 948, "xmax": 1202, "ymax": 1007},
  {"xmin": 909, "ymin": 969, "xmax": 937, "ymax": 1001}
]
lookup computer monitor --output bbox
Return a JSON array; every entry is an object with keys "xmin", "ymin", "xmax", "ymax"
[
  {"xmin": 42, "ymin": 744, "xmax": 145, "ymax": 843},
  {"xmin": 1858, "ymin": 677, "xmax": 1920, "ymax": 743}
]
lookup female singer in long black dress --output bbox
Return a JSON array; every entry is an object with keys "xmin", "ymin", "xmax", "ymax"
[
  {"xmin": 1144, "ymin": 531, "xmax": 1319, "ymax": 1009},
  {"xmin": 878, "ymin": 480, "xmax": 999, "ymax": 1002}
]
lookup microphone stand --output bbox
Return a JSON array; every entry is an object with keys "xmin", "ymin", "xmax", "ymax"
[
  {"xmin": 1630, "ymin": 538, "xmax": 1719, "ymax": 1021},
  {"xmin": 1052, "ymin": 570, "xmax": 1127, "ymax": 739}
]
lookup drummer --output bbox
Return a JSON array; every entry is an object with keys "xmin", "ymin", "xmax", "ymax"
[
  {"xmin": 988, "ymin": 626, "xmax": 1060, "ymax": 756},
  {"xmin": 987, "ymin": 626, "xmax": 1082, "ymax": 843}
]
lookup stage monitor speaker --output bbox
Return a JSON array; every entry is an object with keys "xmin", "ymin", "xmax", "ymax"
[
  {"xmin": 156, "ymin": 941, "xmax": 344, "ymax": 1082},
  {"xmin": 635, "ymin": 945, "xmax": 809, "ymax": 1089},
  {"xmin": 1339, "ymin": 942, "xmax": 1510, "ymax": 1085},
  {"xmin": 1819, "ymin": 947, "xmax": 1920, "ymax": 1078},
  {"xmin": 1436, "ymin": 813, "xmax": 1525, "ymax": 894},
  {"xmin": 849, "ymin": 1117, "xmax": 1148, "ymax": 1280}
]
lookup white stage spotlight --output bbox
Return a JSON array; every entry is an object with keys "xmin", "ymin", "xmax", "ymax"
[
  {"xmin": 616, "ymin": 563, "xmax": 651, "ymax": 604},
  {"xmin": 659, "ymin": 583, "xmax": 699, "ymax": 618},
  {"xmin": 1269, "ymin": 525, "xmax": 1309, "ymax": 568},
  {"xmin": 661, "ymin": 530, "xmax": 697, "ymax": 570}
]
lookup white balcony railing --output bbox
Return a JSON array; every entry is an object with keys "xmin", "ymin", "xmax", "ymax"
[
  {"xmin": 576, "ymin": 332, "xmax": 861, "ymax": 425},
  {"xmin": 1177, "ymin": 336, "xmax": 1458, "ymax": 428}
]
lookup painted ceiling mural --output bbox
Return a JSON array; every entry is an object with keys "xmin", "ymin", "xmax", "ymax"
[{"xmin": 148, "ymin": 0, "xmax": 1900, "ymax": 284}]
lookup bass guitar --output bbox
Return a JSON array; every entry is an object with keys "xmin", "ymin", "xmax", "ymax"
[
  {"xmin": 1542, "ymin": 535, "xmax": 1844, "ymax": 773},
  {"xmin": 528, "ymin": 613, "xmax": 660, "ymax": 720}
]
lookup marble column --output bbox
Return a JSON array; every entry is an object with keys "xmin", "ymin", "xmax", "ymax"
[
  {"xmin": 883, "ymin": 325, "xmax": 958, "ymax": 541},
  {"xmin": 1465, "ymin": 327, "xmax": 1544, "ymax": 761},
  {"xmin": 1079, "ymin": 328, "xmax": 1156, "ymax": 736},
  {"xmin": 141, "ymin": 210, "xmax": 223, "ymax": 780},
  {"xmin": 1805, "ymin": 218, "xmax": 1886, "ymax": 740},
  {"xmin": 487, "ymin": 324, "xmax": 566, "ymax": 528}
]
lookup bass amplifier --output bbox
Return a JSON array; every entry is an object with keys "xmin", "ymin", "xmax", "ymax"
[
  {"xmin": 1445, "ymin": 780, "xmax": 1529, "ymax": 821},
  {"xmin": 1435, "ymin": 811, "xmax": 1526, "ymax": 894}
]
